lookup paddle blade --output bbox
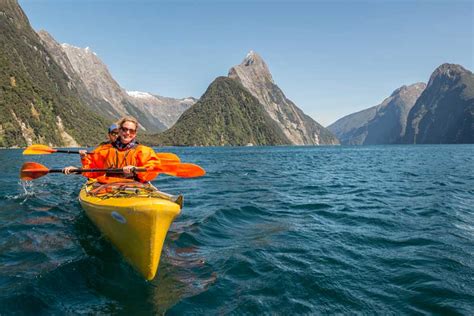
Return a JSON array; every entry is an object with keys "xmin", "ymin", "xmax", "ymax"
[
  {"xmin": 175, "ymin": 163, "xmax": 205, "ymax": 178},
  {"xmin": 153, "ymin": 163, "xmax": 205, "ymax": 178},
  {"xmin": 23, "ymin": 144, "xmax": 56, "ymax": 155},
  {"xmin": 156, "ymin": 153, "xmax": 180, "ymax": 164},
  {"xmin": 20, "ymin": 162, "xmax": 50, "ymax": 180}
]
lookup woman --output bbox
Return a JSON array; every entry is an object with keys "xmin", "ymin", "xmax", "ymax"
[{"xmin": 65, "ymin": 117, "xmax": 160, "ymax": 183}]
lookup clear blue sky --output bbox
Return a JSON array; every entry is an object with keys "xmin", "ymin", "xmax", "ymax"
[{"xmin": 20, "ymin": 0, "xmax": 473, "ymax": 126}]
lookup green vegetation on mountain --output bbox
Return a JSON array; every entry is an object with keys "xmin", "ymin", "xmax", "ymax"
[
  {"xmin": 229, "ymin": 51, "xmax": 339, "ymax": 145},
  {"xmin": 145, "ymin": 77, "xmax": 291, "ymax": 146},
  {"xmin": 0, "ymin": 0, "xmax": 108, "ymax": 147}
]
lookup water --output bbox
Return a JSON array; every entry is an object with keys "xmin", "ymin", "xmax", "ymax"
[{"xmin": 0, "ymin": 145, "xmax": 473, "ymax": 314}]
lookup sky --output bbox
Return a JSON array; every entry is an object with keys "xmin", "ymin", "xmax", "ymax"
[{"xmin": 19, "ymin": 0, "xmax": 474, "ymax": 126}]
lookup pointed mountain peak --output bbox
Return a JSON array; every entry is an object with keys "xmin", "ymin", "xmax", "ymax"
[
  {"xmin": 403, "ymin": 63, "xmax": 474, "ymax": 144},
  {"xmin": 246, "ymin": 49, "xmax": 257, "ymax": 57},
  {"xmin": 228, "ymin": 51, "xmax": 338, "ymax": 145},
  {"xmin": 228, "ymin": 50, "xmax": 273, "ymax": 84},
  {"xmin": 434, "ymin": 63, "xmax": 469, "ymax": 76},
  {"xmin": 428, "ymin": 63, "xmax": 471, "ymax": 88},
  {"xmin": 243, "ymin": 50, "xmax": 264, "ymax": 66}
]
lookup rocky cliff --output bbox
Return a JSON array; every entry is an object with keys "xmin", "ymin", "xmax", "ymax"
[
  {"xmin": 0, "ymin": 0, "xmax": 107, "ymax": 147},
  {"xmin": 228, "ymin": 51, "xmax": 339, "ymax": 145},
  {"xmin": 328, "ymin": 83, "xmax": 426, "ymax": 145},
  {"xmin": 37, "ymin": 30, "xmax": 121, "ymax": 120},
  {"xmin": 38, "ymin": 32, "xmax": 192, "ymax": 132},
  {"xmin": 126, "ymin": 91, "xmax": 195, "ymax": 129},
  {"xmin": 402, "ymin": 64, "xmax": 474, "ymax": 144}
]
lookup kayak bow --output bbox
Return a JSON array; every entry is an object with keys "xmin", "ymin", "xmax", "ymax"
[{"xmin": 79, "ymin": 180, "xmax": 182, "ymax": 280}]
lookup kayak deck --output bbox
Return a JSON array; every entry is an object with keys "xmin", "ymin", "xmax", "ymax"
[{"xmin": 78, "ymin": 181, "xmax": 182, "ymax": 280}]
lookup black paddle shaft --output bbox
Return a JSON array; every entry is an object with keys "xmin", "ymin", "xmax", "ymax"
[
  {"xmin": 55, "ymin": 149, "xmax": 87, "ymax": 154},
  {"xmin": 49, "ymin": 167, "xmax": 147, "ymax": 174}
]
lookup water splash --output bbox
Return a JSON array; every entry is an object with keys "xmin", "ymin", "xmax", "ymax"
[{"xmin": 3, "ymin": 181, "xmax": 37, "ymax": 203}]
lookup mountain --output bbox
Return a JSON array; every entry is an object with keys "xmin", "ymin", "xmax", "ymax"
[
  {"xmin": 402, "ymin": 64, "xmax": 474, "ymax": 144},
  {"xmin": 327, "ymin": 107, "xmax": 378, "ymax": 145},
  {"xmin": 37, "ymin": 30, "xmax": 120, "ymax": 120},
  {"xmin": 328, "ymin": 83, "xmax": 426, "ymax": 145},
  {"xmin": 149, "ymin": 77, "xmax": 291, "ymax": 146},
  {"xmin": 126, "ymin": 91, "xmax": 195, "ymax": 129},
  {"xmin": 228, "ymin": 51, "xmax": 339, "ymax": 145},
  {"xmin": 0, "ymin": 0, "xmax": 107, "ymax": 147},
  {"xmin": 37, "ymin": 31, "xmax": 192, "ymax": 132},
  {"xmin": 58, "ymin": 43, "xmax": 133, "ymax": 117}
]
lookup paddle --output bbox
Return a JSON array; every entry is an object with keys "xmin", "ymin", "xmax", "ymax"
[
  {"xmin": 20, "ymin": 162, "xmax": 205, "ymax": 181},
  {"xmin": 22, "ymin": 144, "xmax": 180, "ymax": 164}
]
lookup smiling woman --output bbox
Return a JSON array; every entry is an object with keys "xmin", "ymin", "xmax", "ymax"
[
  {"xmin": 63, "ymin": 116, "xmax": 163, "ymax": 183},
  {"xmin": 116, "ymin": 117, "xmax": 139, "ymax": 148}
]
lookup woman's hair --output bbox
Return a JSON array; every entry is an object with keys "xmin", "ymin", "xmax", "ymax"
[{"xmin": 117, "ymin": 116, "xmax": 139, "ymax": 130}]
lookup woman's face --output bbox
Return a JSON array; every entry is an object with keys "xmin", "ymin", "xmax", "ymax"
[{"xmin": 119, "ymin": 121, "xmax": 137, "ymax": 144}]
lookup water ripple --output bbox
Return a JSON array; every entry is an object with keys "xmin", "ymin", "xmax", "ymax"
[{"xmin": 0, "ymin": 145, "xmax": 473, "ymax": 313}]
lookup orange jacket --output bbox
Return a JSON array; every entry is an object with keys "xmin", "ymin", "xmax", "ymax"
[{"xmin": 81, "ymin": 143, "xmax": 160, "ymax": 182}]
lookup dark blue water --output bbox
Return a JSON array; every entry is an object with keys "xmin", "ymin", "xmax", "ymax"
[{"xmin": 0, "ymin": 145, "xmax": 473, "ymax": 314}]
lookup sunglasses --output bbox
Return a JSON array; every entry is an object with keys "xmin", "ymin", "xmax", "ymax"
[
  {"xmin": 120, "ymin": 127, "xmax": 137, "ymax": 134},
  {"xmin": 109, "ymin": 131, "xmax": 119, "ymax": 136}
]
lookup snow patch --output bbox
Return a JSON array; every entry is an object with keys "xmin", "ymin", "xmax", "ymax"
[
  {"xmin": 61, "ymin": 43, "xmax": 80, "ymax": 50},
  {"xmin": 85, "ymin": 47, "xmax": 97, "ymax": 56},
  {"xmin": 127, "ymin": 91, "xmax": 154, "ymax": 99},
  {"xmin": 61, "ymin": 43, "xmax": 97, "ymax": 55}
]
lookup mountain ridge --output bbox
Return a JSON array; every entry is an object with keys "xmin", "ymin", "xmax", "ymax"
[
  {"xmin": 228, "ymin": 51, "xmax": 339, "ymax": 145},
  {"xmin": 38, "ymin": 31, "xmax": 194, "ymax": 132},
  {"xmin": 0, "ymin": 0, "xmax": 108, "ymax": 147},
  {"xmin": 148, "ymin": 77, "xmax": 291, "ymax": 146},
  {"xmin": 328, "ymin": 83, "xmax": 426, "ymax": 145},
  {"xmin": 402, "ymin": 63, "xmax": 474, "ymax": 144}
]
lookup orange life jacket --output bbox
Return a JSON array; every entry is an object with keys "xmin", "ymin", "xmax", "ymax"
[{"xmin": 81, "ymin": 143, "xmax": 160, "ymax": 183}]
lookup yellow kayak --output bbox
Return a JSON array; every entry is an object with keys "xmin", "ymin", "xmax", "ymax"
[{"xmin": 78, "ymin": 180, "xmax": 182, "ymax": 280}]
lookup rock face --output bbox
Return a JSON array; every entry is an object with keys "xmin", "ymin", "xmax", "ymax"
[
  {"xmin": 0, "ymin": 0, "xmax": 107, "ymax": 147},
  {"xmin": 37, "ymin": 30, "xmax": 120, "ymax": 120},
  {"xmin": 126, "ymin": 91, "xmax": 195, "ymax": 129},
  {"xmin": 38, "ymin": 31, "xmax": 193, "ymax": 132},
  {"xmin": 402, "ymin": 64, "xmax": 474, "ymax": 144},
  {"xmin": 228, "ymin": 51, "xmax": 339, "ymax": 145},
  {"xmin": 327, "ymin": 107, "xmax": 378, "ymax": 145},
  {"xmin": 328, "ymin": 83, "xmax": 426, "ymax": 145},
  {"xmin": 60, "ymin": 42, "xmax": 132, "ymax": 118},
  {"xmin": 152, "ymin": 77, "xmax": 291, "ymax": 146}
]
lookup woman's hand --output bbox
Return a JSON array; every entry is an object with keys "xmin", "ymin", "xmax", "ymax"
[
  {"xmin": 63, "ymin": 166, "xmax": 78, "ymax": 175},
  {"xmin": 79, "ymin": 150, "xmax": 88, "ymax": 158},
  {"xmin": 123, "ymin": 165, "xmax": 136, "ymax": 175}
]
